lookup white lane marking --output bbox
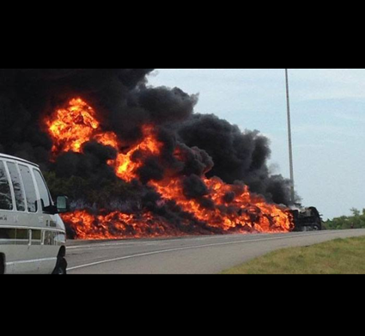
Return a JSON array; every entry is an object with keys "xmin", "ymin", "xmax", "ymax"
[
  {"xmin": 66, "ymin": 233, "xmax": 302, "ymax": 251},
  {"xmin": 67, "ymin": 241, "xmax": 171, "ymax": 251},
  {"xmin": 67, "ymin": 231, "xmax": 344, "ymax": 271}
]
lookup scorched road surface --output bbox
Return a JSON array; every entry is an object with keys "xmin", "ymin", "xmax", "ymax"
[{"xmin": 66, "ymin": 229, "xmax": 365, "ymax": 274}]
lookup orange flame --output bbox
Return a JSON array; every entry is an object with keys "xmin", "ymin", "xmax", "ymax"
[
  {"xmin": 108, "ymin": 125, "xmax": 164, "ymax": 182},
  {"xmin": 151, "ymin": 177, "xmax": 293, "ymax": 233},
  {"xmin": 61, "ymin": 210, "xmax": 191, "ymax": 240},
  {"xmin": 46, "ymin": 98, "xmax": 294, "ymax": 239},
  {"xmin": 46, "ymin": 98, "xmax": 100, "ymax": 154}
]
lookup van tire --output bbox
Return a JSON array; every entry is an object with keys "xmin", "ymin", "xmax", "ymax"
[
  {"xmin": 0, "ymin": 254, "xmax": 5, "ymax": 275},
  {"xmin": 52, "ymin": 247, "xmax": 67, "ymax": 275},
  {"xmin": 52, "ymin": 257, "xmax": 67, "ymax": 275}
]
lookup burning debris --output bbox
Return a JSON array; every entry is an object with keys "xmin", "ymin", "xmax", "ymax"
[{"xmin": 0, "ymin": 69, "xmax": 295, "ymax": 239}]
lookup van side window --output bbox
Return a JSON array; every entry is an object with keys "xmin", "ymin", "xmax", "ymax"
[
  {"xmin": 0, "ymin": 161, "xmax": 13, "ymax": 210},
  {"xmin": 18, "ymin": 165, "xmax": 37, "ymax": 213},
  {"xmin": 6, "ymin": 162, "xmax": 26, "ymax": 212},
  {"xmin": 33, "ymin": 169, "xmax": 52, "ymax": 210}
]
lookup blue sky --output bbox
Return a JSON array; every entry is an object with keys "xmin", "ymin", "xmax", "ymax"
[{"xmin": 147, "ymin": 69, "xmax": 365, "ymax": 220}]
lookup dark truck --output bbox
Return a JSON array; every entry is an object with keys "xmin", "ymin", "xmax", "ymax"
[{"xmin": 291, "ymin": 206, "xmax": 323, "ymax": 232}]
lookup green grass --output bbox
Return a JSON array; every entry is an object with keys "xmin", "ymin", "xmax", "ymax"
[{"xmin": 222, "ymin": 237, "xmax": 365, "ymax": 274}]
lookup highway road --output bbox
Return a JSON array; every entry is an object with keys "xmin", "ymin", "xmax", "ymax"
[{"xmin": 66, "ymin": 229, "xmax": 365, "ymax": 274}]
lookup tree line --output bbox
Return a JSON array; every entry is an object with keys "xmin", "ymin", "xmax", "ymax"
[{"xmin": 324, "ymin": 209, "xmax": 365, "ymax": 230}]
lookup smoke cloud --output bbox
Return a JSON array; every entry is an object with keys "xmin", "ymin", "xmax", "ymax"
[{"xmin": 0, "ymin": 69, "xmax": 296, "ymax": 237}]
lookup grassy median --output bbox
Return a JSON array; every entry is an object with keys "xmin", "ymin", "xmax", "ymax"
[{"xmin": 222, "ymin": 236, "xmax": 365, "ymax": 274}]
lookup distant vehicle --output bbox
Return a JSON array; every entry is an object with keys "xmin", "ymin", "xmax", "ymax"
[
  {"xmin": 291, "ymin": 206, "xmax": 323, "ymax": 232},
  {"xmin": 0, "ymin": 154, "xmax": 69, "ymax": 274}
]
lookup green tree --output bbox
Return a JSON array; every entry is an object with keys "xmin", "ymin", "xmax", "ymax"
[{"xmin": 324, "ymin": 208, "xmax": 365, "ymax": 230}]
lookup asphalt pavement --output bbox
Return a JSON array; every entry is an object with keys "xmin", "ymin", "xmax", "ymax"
[{"xmin": 66, "ymin": 229, "xmax": 365, "ymax": 274}]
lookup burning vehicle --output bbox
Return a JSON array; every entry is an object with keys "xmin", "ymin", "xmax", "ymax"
[
  {"xmin": 0, "ymin": 69, "xmax": 297, "ymax": 239},
  {"xmin": 291, "ymin": 206, "xmax": 323, "ymax": 231}
]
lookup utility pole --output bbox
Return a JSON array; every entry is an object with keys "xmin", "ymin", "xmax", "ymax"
[{"xmin": 285, "ymin": 69, "xmax": 295, "ymax": 204}]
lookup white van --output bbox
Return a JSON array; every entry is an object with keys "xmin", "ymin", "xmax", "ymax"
[{"xmin": 0, "ymin": 154, "xmax": 69, "ymax": 274}]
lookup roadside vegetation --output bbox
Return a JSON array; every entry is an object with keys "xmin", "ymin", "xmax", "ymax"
[
  {"xmin": 43, "ymin": 171, "xmax": 143, "ymax": 211},
  {"xmin": 222, "ymin": 236, "xmax": 365, "ymax": 274},
  {"xmin": 324, "ymin": 208, "xmax": 365, "ymax": 230}
]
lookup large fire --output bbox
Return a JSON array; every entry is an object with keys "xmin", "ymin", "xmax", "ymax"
[
  {"xmin": 47, "ymin": 98, "xmax": 100, "ymax": 154},
  {"xmin": 46, "ymin": 98, "xmax": 294, "ymax": 239}
]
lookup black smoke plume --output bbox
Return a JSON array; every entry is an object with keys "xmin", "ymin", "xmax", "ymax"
[
  {"xmin": 176, "ymin": 114, "xmax": 294, "ymax": 205},
  {"xmin": 0, "ymin": 69, "xmax": 295, "ymax": 230}
]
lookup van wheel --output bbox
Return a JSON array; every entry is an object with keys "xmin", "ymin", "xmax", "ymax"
[
  {"xmin": 0, "ymin": 254, "xmax": 5, "ymax": 275},
  {"xmin": 52, "ymin": 257, "xmax": 67, "ymax": 275}
]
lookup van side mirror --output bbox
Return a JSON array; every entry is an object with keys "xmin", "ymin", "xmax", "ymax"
[{"xmin": 57, "ymin": 196, "xmax": 70, "ymax": 213}]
